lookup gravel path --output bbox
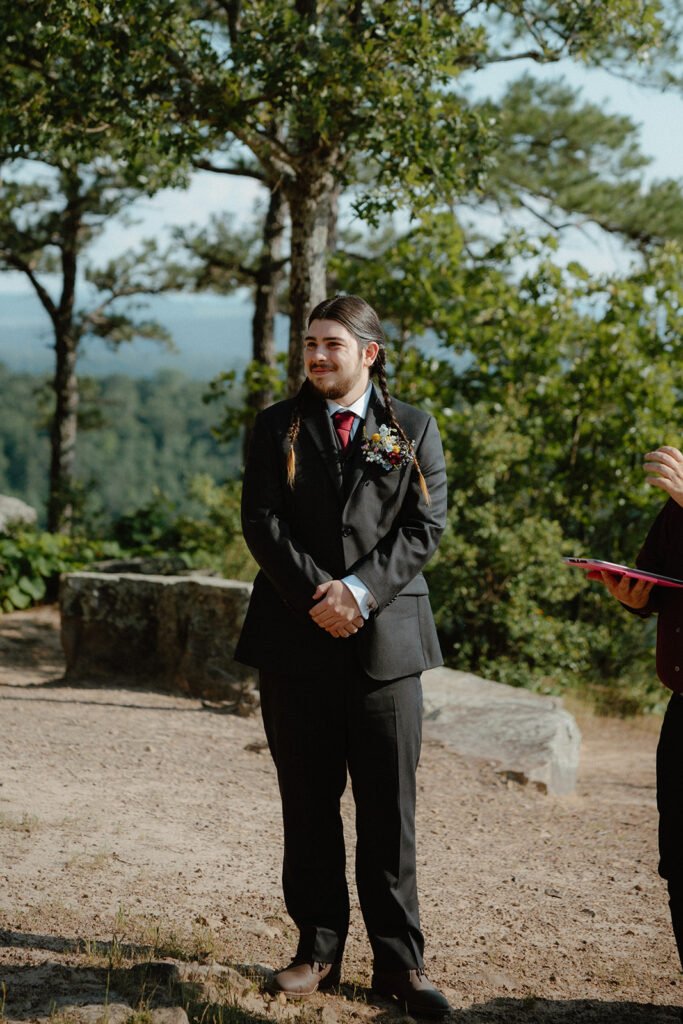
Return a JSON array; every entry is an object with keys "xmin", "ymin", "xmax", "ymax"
[{"xmin": 0, "ymin": 606, "xmax": 681, "ymax": 1022}]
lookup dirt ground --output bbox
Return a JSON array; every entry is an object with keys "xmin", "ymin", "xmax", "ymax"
[{"xmin": 1, "ymin": 605, "xmax": 681, "ymax": 1023}]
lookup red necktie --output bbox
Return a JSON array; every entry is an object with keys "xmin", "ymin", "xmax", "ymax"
[{"xmin": 333, "ymin": 410, "xmax": 356, "ymax": 451}]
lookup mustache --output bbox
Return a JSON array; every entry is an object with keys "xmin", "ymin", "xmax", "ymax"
[{"xmin": 309, "ymin": 362, "xmax": 336, "ymax": 370}]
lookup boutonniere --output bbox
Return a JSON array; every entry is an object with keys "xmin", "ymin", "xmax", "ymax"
[{"xmin": 361, "ymin": 424, "xmax": 415, "ymax": 471}]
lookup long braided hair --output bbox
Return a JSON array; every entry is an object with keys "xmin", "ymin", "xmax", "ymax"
[{"xmin": 286, "ymin": 294, "xmax": 430, "ymax": 505}]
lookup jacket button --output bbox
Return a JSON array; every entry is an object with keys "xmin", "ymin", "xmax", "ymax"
[
  {"xmin": 677, "ymin": 627, "xmax": 681, "ymax": 634},
  {"xmin": 676, "ymin": 666, "xmax": 680, "ymax": 672},
  {"xmin": 341, "ymin": 526, "xmax": 352, "ymax": 537}
]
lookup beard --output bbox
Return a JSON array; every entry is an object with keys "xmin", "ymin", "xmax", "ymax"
[
  {"xmin": 307, "ymin": 357, "xmax": 366, "ymax": 402},
  {"xmin": 309, "ymin": 375, "xmax": 356, "ymax": 400}
]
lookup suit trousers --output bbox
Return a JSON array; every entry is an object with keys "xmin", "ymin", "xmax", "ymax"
[
  {"xmin": 656, "ymin": 691, "xmax": 683, "ymax": 970},
  {"xmin": 259, "ymin": 657, "xmax": 425, "ymax": 971}
]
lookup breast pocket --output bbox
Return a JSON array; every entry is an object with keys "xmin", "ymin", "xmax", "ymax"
[{"xmin": 364, "ymin": 466, "xmax": 409, "ymax": 529}]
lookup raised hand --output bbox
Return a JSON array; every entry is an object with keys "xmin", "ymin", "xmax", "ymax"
[{"xmin": 644, "ymin": 446, "xmax": 683, "ymax": 508}]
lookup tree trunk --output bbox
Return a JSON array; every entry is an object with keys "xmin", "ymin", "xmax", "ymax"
[
  {"xmin": 47, "ymin": 323, "xmax": 79, "ymax": 533},
  {"xmin": 285, "ymin": 172, "xmax": 334, "ymax": 396},
  {"xmin": 325, "ymin": 183, "xmax": 341, "ymax": 294},
  {"xmin": 243, "ymin": 184, "xmax": 286, "ymax": 459},
  {"xmin": 47, "ymin": 168, "xmax": 81, "ymax": 534},
  {"xmin": 250, "ymin": 184, "xmax": 285, "ymax": 402}
]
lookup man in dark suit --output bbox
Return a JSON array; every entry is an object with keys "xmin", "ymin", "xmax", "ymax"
[{"xmin": 235, "ymin": 294, "xmax": 450, "ymax": 1017}]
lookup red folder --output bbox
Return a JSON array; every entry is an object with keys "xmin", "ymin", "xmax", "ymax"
[{"xmin": 563, "ymin": 557, "xmax": 683, "ymax": 589}]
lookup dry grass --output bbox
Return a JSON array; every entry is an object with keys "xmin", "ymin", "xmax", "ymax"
[{"xmin": 0, "ymin": 811, "xmax": 41, "ymax": 833}]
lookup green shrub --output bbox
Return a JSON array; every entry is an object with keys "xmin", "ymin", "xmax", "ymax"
[
  {"xmin": 110, "ymin": 476, "xmax": 258, "ymax": 582},
  {"xmin": 0, "ymin": 475, "xmax": 259, "ymax": 616},
  {"xmin": 0, "ymin": 528, "xmax": 124, "ymax": 613}
]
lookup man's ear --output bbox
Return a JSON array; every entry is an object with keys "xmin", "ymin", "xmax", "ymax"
[{"xmin": 363, "ymin": 341, "xmax": 380, "ymax": 368}]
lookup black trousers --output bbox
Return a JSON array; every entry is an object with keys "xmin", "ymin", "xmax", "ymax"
[
  {"xmin": 259, "ymin": 662, "xmax": 425, "ymax": 971},
  {"xmin": 657, "ymin": 691, "xmax": 683, "ymax": 970}
]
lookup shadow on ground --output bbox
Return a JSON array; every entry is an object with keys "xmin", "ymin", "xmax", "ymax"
[
  {"xmin": 0, "ymin": 608, "xmax": 63, "ymax": 678},
  {"xmin": 446, "ymin": 998, "xmax": 680, "ymax": 1022},
  {"xmin": 1, "ymin": 931, "xmax": 680, "ymax": 1024}
]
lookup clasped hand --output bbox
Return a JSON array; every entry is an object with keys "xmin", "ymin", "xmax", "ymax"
[{"xmin": 309, "ymin": 579, "xmax": 364, "ymax": 639}]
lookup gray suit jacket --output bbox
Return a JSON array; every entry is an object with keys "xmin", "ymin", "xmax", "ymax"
[{"xmin": 235, "ymin": 381, "xmax": 448, "ymax": 680}]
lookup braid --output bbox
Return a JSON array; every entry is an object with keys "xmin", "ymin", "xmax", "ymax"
[
  {"xmin": 373, "ymin": 352, "xmax": 431, "ymax": 507},
  {"xmin": 286, "ymin": 392, "xmax": 304, "ymax": 488}
]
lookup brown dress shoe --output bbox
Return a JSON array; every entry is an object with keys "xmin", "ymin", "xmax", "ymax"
[
  {"xmin": 269, "ymin": 960, "xmax": 342, "ymax": 999},
  {"xmin": 371, "ymin": 968, "xmax": 451, "ymax": 1018}
]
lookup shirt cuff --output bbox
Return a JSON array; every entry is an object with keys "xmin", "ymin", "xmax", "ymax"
[
  {"xmin": 342, "ymin": 574, "xmax": 378, "ymax": 620},
  {"xmin": 619, "ymin": 600, "xmax": 653, "ymax": 619}
]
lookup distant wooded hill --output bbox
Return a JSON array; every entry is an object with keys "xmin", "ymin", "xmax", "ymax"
[
  {"xmin": 0, "ymin": 366, "xmax": 241, "ymax": 527},
  {"xmin": 0, "ymin": 290, "xmax": 288, "ymax": 378}
]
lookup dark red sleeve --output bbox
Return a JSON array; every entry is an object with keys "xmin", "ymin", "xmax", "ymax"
[{"xmin": 635, "ymin": 499, "xmax": 683, "ymax": 614}]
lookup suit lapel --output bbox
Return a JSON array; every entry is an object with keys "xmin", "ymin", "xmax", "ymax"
[
  {"xmin": 300, "ymin": 387, "xmax": 344, "ymax": 497},
  {"xmin": 344, "ymin": 387, "xmax": 387, "ymax": 506}
]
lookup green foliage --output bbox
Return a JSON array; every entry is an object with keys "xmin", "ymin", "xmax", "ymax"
[
  {"xmin": 0, "ymin": 0, "xmax": 214, "ymax": 168},
  {"xmin": 204, "ymin": 355, "xmax": 288, "ymax": 443},
  {"xmin": 335, "ymin": 216, "xmax": 683, "ymax": 713},
  {"xmin": 0, "ymin": 158, "xmax": 191, "ymax": 533},
  {"xmin": 0, "ymin": 0, "xmax": 220, "ymax": 531},
  {"xmin": 476, "ymin": 74, "xmax": 683, "ymax": 249},
  {"xmin": 173, "ymin": 213, "xmax": 280, "ymax": 294},
  {"xmin": 0, "ymin": 370, "xmax": 51, "ymax": 513},
  {"xmin": 75, "ymin": 370, "xmax": 241, "ymax": 527},
  {"xmin": 111, "ymin": 490, "xmax": 185, "ymax": 551},
  {"xmin": 2, "ymin": 0, "xmax": 683, "ymax": 705},
  {"xmin": 214, "ymin": 0, "xmax": 492, "ymax": 214},
  {"xmin": 0, "ymin": 528, "xmax": 123, "ymax": 613},
  {"xmin": 207, "ymin": 0, "xmax": 682, "ymax": 216},
  {"xmin": 175, "ymin": 475, "xmax": 259, "ymax": 581},
  {"xmin": 0, "ymin": 367, "xmax": 241, "ymax": 527},
  {"xmin": 0, "ymin": 473, "xmax": 258, "ymax": 615},
  {"xmin": 486, "ymin": 0, "xmax": 680, "ymax": 79},
  {"xmin": 111, "ymin": 476, "xmax": 258, "ymax": 582},
  {"xmin": 0, "ymin": 162, "xmax": 180, "ymax": 357}
]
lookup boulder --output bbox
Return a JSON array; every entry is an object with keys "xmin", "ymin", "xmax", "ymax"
[
  {"xmin": 60, "ymin": 571, "xmax": 254, "ymax": 702},
  {"xmin": 0, "ymin": 493, "xmax": 37, "ymax": 532},
  {"xmin": 421, "ymin": 667, "xmax": 581, "ymax": 795},
  {"xmin": 88, "ymin": 555, "xmax": 195, "ymax": 575},
  {"xmin": 87, "ymin": 555, "xmax": 222, "ymax": 576}
]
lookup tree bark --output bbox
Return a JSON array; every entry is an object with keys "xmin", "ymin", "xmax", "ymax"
[
  {"xmin": 47, "ymin": 323, "xmax": 79, "ymax": 533},
  {"xmin": 285, "ymin": 171, "xmax": 334, "ymax": 396},
  {"xmin": 243, "ymin": 183, "xmax": 287, "ymax": 459},
  {"xmin": 325, "ymin": 183, "xmax": 340, "ymax": 294},
  {"xmin": 47, "ymin": 168, "xmax": 81, "ymax": 534},
  {"xmin": 251, "ymin": 184, "xmax": 286, "ymax": 396}
]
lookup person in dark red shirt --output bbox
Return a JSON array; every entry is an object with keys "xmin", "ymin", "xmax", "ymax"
[{"xmin": 589, "ymin": 445, "xmax": 683, "ymax": 972}]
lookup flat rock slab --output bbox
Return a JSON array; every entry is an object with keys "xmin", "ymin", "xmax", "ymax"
[
  {"xmin": 422, "ymin": 667, "xmax": 581, "ymax": 795},
  {"xmin": 60, "ymin": 571, "xmax": 253, "ymax": 702}
]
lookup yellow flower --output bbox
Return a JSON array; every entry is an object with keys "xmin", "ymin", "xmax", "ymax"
[
  {"xmin": 371, "ymin": 432, "xmax": 381, "ymax": 443},
  {"xmin": 392, "ymin": 445, "xmax": 400, "ymax": 454}
]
